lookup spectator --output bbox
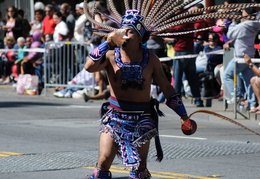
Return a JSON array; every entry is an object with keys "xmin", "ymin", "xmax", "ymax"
[
  {"xmin": 53, "ymin": 11, "xmax": 69, "ymax": 42},
  {"xmin": 164, "ymin": 9, "xmax": 204, "ymax": 107},
  {"xmin": 196, "ymin": 33, "xmax": 223, "ymax": 98},
  {"xmin": 52, "ymin": 11, "xmax": 72, "ymax": 85},
  {"xmin": 86, "ymin": 1, "xmax": 103, "ymax": 47},
  {"xmin": 204, "ymin": 33, "xmax": 223, "ymax": 72},
  {"xmin": 223, "ymin": 7, "xmax": 260, "ymax": 111},
  {"xmin": 60, "ymin": 3, "xmax": 75, "ymax": 40},
  {"xmin": 244, "ymin": 54, "xmax": 260, "ymax": 113},
  {"xmin": 21, "ymin": 31, "xmax": 43, "ymax": 75},
  {"xmin": 2, "ymin": 5, "xmax": 23, "ymax": 41},
  {"xmin": 17, "ymin": 9, "xmax": 31, "ymax": 38},
  {"xmin": 213, "ymin": 0, "xmax": 237, "ymax": 46},
  {"xmin": 53, "ymin": 68, "xmax": 97, "ymax": 98},
  {"xmin": 15, "ymin": 37, "xmax": 28, "ymax": 75},
  {"xmin": 30, "ymin": 9, "xmax": 45, "ymax": 36},
  {"xmin": 83, "ymin": 85, "xmax": 111, "ymax": 102},
  {"xmin": 196, "ymin": 33, "xmax": 223, "ymax": 73},
  {"xmin": 42, "ymin": 4, "xmax": 56, "ymax": 37},
  {"xmin": 0, "ymin": 11, "xmax": 5, "ymax": 48},
  {"xmin": 25, "ymin": 36, "xmax": 33, "ymax": 48},
  {"xmin": 83, "ymin": 70, "xmax": 110, "ymax": 102},
  {"xmin": 0, "ymin": 36, "xmax": 16, "ymax": 84},
  {"xmin": 212, "ymin": 9, "xmax": 231, "ymax": 45},
  {"xmin": 190, "ymin": 3, "xmax": 209, "ymax": 54},
  {"xmin": 73, "ymin": 2, "xmax": 87, "ymax": 43},
  {"xmin": 34, "ymin": 1, "xmax": 45, "ymax": 11}
]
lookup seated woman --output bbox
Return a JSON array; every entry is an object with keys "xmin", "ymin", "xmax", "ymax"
[
  {"xmin": 21, "ymin": 31, "xmax": 43, "ymax": 75},
  {"xmin": 15, "ymin": 37, "xmax": 28, "ymax": 76},
  {"xmin": 204, "ymin": 33, "xmax": 223, "ymax": 72},
  {"xmin": 244, "ymin": 53, "xmax": 260, "ymax": 113},
  {"xmin": 196, "ymin": 33, "xmax": 223, "ymax": 98},
  {"xmin": 0, "ymin": 36, "xmax": 16, "ymax": 84}
]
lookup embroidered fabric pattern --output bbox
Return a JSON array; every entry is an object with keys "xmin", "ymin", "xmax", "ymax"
[
  {"xmin": 115, "ymin": 47, "xmax": 149, "ymax": 90},
  {"xmin": 129, "ymin": 168, "xmax": 151, "ymax": 179},
  {"xmin": 89, "ymin": 167, "xmax": 112, "ymax": 179},
  {"xmin": 89, "ymin": 41, "xmax": 110, "ymax": 61},
  {"xmin": 100, "ymin": 110, "xmax": 157, "ymax": 168},
  {"xmin": 166, "ymin": 94, "xmax": 187, "ymax": 117}
]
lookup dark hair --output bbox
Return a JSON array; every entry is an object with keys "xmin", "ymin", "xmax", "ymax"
[
  {"xmin": 17, "ymin": 9, "xmax": 24, "ymax": 17},
  {"xmin": 244, "ymin": 7, "xmax": 256, "ymax": 16},
  {"xmin": 195, "ymin": 3, "xmax": 204, "ymax": 9},
  {"xmin": 45, "ymin": 4, "xmax": 54, "ymax": 11},
  {"xmin": 54, "ymin": 11, "xmax": 63, "ymax": 17},
  {"xmin": 224, "ymin": 0, "xmax": 237, "ymax": 3},
  {"xmin": 35, "ymin": 9, "xmax": 45, "ymax": 16},
  {"xmin": 6, "ymin": 5, "xmax": 18, "ymax": 20},
  {"xmin": 53, "ymin": 11, "xmax": 65, "ymax": 21},
  {"xmin": 208, "ymin": 32, "xmax": 220, "ymax": 42}
]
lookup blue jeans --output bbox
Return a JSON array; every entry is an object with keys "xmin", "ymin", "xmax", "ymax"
[
  {"xmin": 59, "ymin": 85, "xmax": 80, "ymax": 96},
  {"xmin": 223, "ymin": 58, "xmax": 256, "ymax": 108},
  {"xmin": 173, "ymin": 51, "xmax": 201, "ymax": 98}
]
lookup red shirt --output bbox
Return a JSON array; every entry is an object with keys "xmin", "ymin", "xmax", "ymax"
[
  {"xmin": 171, "ymin": 23, "xmax": 194, "ymax": 51},
  {"xmin": 194, "ymin": 19, "xmax": 209, "ymax": 40},
  {"xmin": 42, "ymin": 16, "xmax": 56, "ymax": 35}
]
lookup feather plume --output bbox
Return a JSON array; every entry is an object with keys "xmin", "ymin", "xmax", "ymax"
[
  {"xmin": 84, "ymin": 0, "xmax": 260, "ymax": 38},
  {"xmin": 141, "ymin": 0, "xmax": 153, "ymax": 18},
  {"xmin": 154, "ymin": 3, "xmax": 260, "ymax": 28},
  {"xmin": 83, "ymin": 0, "xmax": 117, "ymax": 32},
  {"xmin": 132, "ymin": 0, "xmax": 137, "ymax": 10},
  {"xmin": 124, "ymin": 0, "xmax": 130, "ymax": 10},
  {"xmin": 107, "ymin": 0, "xmax": 122, "ymax": 21}
]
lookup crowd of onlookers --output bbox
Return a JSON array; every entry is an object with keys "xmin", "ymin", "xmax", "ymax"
[
  {"xmin": 1, "ymin": 0, "xmax": 260, "ymax": 111},
  {"xmin": 0, "ymin": 1, "xmax": 110, "ymax": 84}
]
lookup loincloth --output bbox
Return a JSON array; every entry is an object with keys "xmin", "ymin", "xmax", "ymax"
[{"xmin": 99, "ymin": 96, "xmax": 163, "ymax": 168}]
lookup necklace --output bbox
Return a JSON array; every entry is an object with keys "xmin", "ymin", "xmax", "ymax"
[{"xmin": 115, "ymin": 48, "xmax": 149, "ymax": 90}]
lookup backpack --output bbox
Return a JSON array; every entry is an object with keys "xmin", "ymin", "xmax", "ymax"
[{"xmin": 198, "ymin": 71, "xmax": 220, "ymax": 98}]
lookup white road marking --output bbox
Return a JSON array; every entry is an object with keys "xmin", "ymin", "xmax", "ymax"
[
  {"xmin": 56, "ymin": 105, "xmax": 100, "ymax": 109},
  {"xmin": 160, "ymin": 134, "xmax": 207, "ymax": 140}
]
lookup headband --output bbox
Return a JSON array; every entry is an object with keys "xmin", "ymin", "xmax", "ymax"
[{"xmin": 121, "ymin": 9, "xmax": 147, "ymax": 38}]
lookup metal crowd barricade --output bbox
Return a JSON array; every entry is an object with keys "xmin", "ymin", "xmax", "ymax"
[
  {"xmin": 223, "ymin": 48, "xmax": 234, "ymax": 110},
  {"xmin": 43, "ymin": 41, "xmax": 96, "ymax": 96}
]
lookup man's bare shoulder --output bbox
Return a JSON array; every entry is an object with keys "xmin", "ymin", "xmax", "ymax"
[{"xmin": 148, "ymin": 51, "xmax": 161, "ymax": 65}]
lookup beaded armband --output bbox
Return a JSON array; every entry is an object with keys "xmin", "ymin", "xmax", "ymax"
[
  {"xmin": 166, "ymin": 94, "xmax": 187, "ymax": 117},
  {"xmin": 89, "ymin": 41, "xmax": 110, "ymax": 62}
]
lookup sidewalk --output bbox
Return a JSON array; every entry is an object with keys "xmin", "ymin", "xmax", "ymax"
[{"xmin": 0, "ymin": 84, "xmax": 259, "ymax": 124}]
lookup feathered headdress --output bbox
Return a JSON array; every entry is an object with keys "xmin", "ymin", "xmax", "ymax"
[{"xmin": 83, "ymin": 0, "xmax": 260, "ymax": 40}]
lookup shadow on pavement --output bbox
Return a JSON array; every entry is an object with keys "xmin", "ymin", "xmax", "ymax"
[{"xmin": 0, "ymin": 101, "xmax": 69, "ymax": 108}]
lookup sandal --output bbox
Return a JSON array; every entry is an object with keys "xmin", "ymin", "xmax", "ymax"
[{"xmin": 249, "ymin": 108, "xmax": 260, "ymax": 113}]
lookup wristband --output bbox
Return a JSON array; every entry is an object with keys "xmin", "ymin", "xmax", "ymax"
[
  {"xmin": 249, "ymin": 63, "xmax": 255, "ymax": 68},
  {"xmin": 89, "ymin": 41, "xmax": 110, "ymax": 61},
  {"xmin": 166, "ymin": 93, "xmax": 187, "ymax": 117}
]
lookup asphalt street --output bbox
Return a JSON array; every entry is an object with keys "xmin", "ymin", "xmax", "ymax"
[{"xmin": 0, "ymin": 85, "xmax": 260, "ymax": 179}]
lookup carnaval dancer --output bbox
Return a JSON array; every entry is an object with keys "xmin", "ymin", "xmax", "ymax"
[
  {"xmin": 83, "ymin": 1, "xmax": 260, "ymax": 178},
  {"xmin": 85, "ymin": 9, "xmax": 189, "ymax": 179}
]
